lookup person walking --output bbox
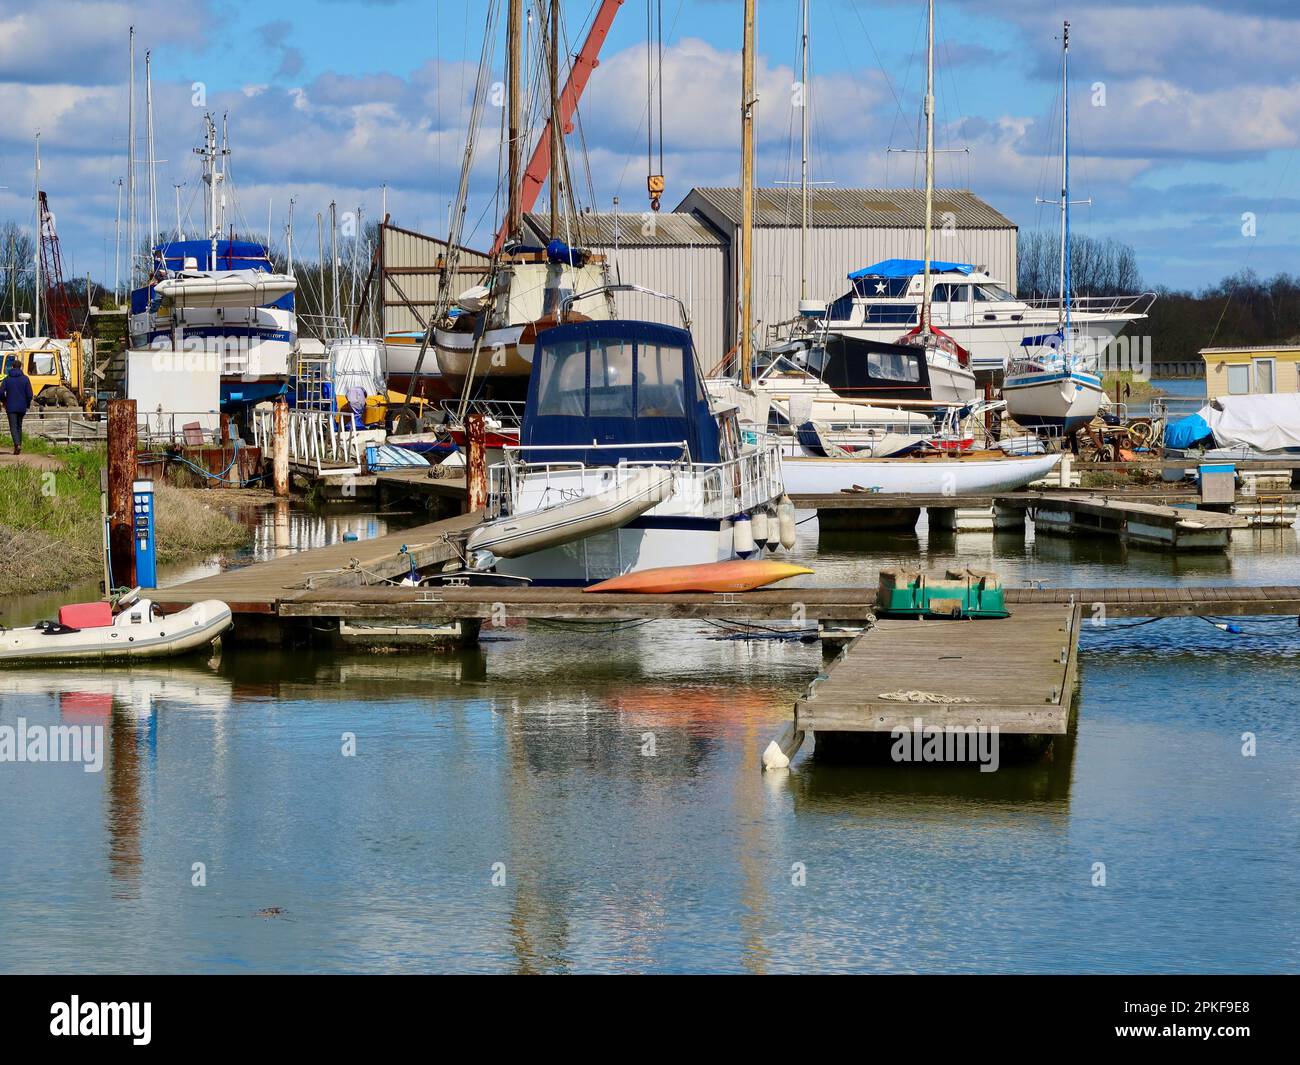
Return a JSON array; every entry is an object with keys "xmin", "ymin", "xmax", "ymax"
[{"xmin": 0, "ymin": 361, "xmax": 35, "ymax": 455}]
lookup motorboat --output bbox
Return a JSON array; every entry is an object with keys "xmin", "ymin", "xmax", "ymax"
[
  {"xmin": 0, "ymin": 595, "xmax": 231, "ymax": 664},
  {"xmin": 779, "ymin": 450, "xmax": 1062, "ymax": 496},
  {"xmin": 471, "ymin": 285, "xmax": 788, "ymax": 585}
]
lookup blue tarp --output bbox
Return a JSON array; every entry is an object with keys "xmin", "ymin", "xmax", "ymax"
[
  {"xmin": 848, "ymin": 259, "xmax": 974, "ymax": 280},
  {"xmin": 156, "ymin": 239, "xmax": 274, "ymax": 272},
  {"xmin": 1164, "ymin": 412, "xmax": 1213, "ymax": 449}
]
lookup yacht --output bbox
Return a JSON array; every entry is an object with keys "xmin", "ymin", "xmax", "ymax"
[
  {"xmin": 817, "ymin": 258, "xmax": 1152, "ymax": 376},
  {"xmin": 466, "ymin": 286, "xmax": 786, "ymax": 585}
]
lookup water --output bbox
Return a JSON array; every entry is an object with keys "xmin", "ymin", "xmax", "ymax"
[{"xmin": 1, "ymin": 503, "xmax": 1298, "ymax": 973}]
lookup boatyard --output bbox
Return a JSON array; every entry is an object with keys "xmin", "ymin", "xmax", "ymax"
[{"xmin": 1, "ymin": 0, "xmax": 1298, "ymax": 991}]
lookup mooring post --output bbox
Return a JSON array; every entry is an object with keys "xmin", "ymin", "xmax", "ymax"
[
  {"xmin": 273, "ymin": 397, "xmax": 289, "ymax": 498},
  {"xmin": 107, "ymin": 398, "xmax": 137, "ymax": 588},
  {"xmin": 467, "ymin": 411, "xmax": 487, "ymax": 513}
]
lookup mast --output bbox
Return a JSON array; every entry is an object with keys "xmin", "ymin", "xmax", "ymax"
[
  {"xmin": 548, "ymin": 0, "xmax": 561, "ymax": 238},
  {"xmin": 921, "ymin": 0, "xmax": 935, "ymax": 334},
  {"xmin": 173, "ymin": 183, "xmax": 184, "ymax": 239},
  {"xmin": 799, "ymin": 0, "xmax": 810, "ymax": 302},
  {"xmin": 506, "ymin": 0, "xmax": 523, "ymax": 242},
  {"xmin": 114, "ymin": 178, "xmax": 122, "ymax": 303},
  {"xmin": 329, "ymin": 200, "xmax": 340, "ymax": 323},
  {"xmin": 1058, "ymin": 20, "xmax": 1070, "ymax": 339},
  {"xmin": 33, "ymin": 133, "xmax": 40, "ymax": 337},
  {"xmin": 740, "ymin": 0, "xmax": 755, "ymax": 388},
  {"xmin": 196, "ymin": 115, "xmax": 224, "ymax": 271},
  {"xmin": 145, "ymin": 50, "xmax": 157, "ymax": 259},
  {"xmin": 287, "ymin": 196, "xmax": 295, "ymax": 276},
  {"xmin": 127, "ymin": 26, "xmax": 135, "ymax": 288}
]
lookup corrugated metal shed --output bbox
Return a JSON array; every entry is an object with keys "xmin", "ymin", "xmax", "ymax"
[
  {"xmin": 523, "ymin": 211, "xmax": 724, "ymax": 247},
  {"xmin": 380, "ymin": 223, "xmax": 491, "ymax": 335},
  {"xmin": 677, "ymin": 187, "xmax": 1016, "ymax": 229}
]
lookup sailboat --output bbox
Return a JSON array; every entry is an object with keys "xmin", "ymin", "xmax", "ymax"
[
  {"xmin": 888, "ymin": 0, "xmax": 978, "ymax": 404},
  {"xmin": 1002, "ymin": 21, "xmax": 1104, "ymax": 434}
]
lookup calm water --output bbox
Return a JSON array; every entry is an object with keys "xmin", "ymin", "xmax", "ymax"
[{"xmin": 1, "ymin": 497, "xmax": 1298, "ymax": 973}]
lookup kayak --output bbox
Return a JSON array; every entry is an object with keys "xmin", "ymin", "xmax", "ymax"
[
  {"xmin": 0, "ymin": 598, "xmax": 232, "ymax": 664},
  {"xmin": 584, "ymin": 559, "xmax": 813, "ymax": 594}
]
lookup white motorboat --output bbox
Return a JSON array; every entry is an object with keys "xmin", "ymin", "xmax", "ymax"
[
  {"xmin": 780, "ymin": 451, "xmax": 1061, "ymax": 496},
  {"xmin": 0, "ymin": 597, "xmax": 232, "ymax": 664},
  {"xmin": 154, "ymin": 269, "xmax": 296, "ymax": 310},
  {"xmin": 477, "ymin": 286, "xmax": 787, "ymax": 585}
]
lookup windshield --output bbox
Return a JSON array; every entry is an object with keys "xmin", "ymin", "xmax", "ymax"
[{"xmin": 974, "ymin": 284, "xmax": 1015, "ymax": 302}]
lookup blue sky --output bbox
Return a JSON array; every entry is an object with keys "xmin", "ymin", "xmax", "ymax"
[{"xmin": 3, "ymin": 0, "xmax": 1300, "ymax": 293}]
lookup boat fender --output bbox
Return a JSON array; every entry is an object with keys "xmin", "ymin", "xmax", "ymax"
[
  {"xmin": 751, "ymin": 508, "xmax": 770, "ymax": 548},
  {"xmin": 778, "ymin": 497, "xmax": 798, "ymax": 550},
  {"xmin": 732, "ymin": 514, "xmax": 755, "ymax": 558}
]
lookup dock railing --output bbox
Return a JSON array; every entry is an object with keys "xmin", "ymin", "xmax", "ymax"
[{"xmin": 251, "ymin": 407, "xmax": 364, "ymax": 475}]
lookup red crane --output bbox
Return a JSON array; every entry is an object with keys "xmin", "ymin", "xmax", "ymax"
[
  {"xmin": 491, "ymin": 0, "xmax": 625, "ymax": 253},
  {"xmin": 38, "ymin": 190, "xmax": 76, "ymax": 338}
]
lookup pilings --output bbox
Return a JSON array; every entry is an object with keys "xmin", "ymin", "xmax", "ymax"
[
  {"xmin": 106, "ymin": 398, "xmax": 137, "ymax": 588},
  {"xmin": 272, "ymin": 397, "xmax": 289, "ymax": 498}
]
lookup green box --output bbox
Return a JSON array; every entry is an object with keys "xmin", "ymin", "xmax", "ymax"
[{"xmin": 876, "ymin": 567, "xmax": 1010, "ymax": 619}]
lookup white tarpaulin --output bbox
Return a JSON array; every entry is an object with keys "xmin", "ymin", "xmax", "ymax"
[{"xmin": 1202, "ymin": 394, "xmax": 1300, "ymax": 453}]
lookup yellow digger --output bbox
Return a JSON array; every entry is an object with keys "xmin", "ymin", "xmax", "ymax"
[{"xmin": 0, "ymin": 330, "xmax": 93, "ymax": 411}]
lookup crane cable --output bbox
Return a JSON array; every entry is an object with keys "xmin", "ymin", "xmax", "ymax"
[{"xmin": 646, "ymin": 0, "xmax": 665, "ymax": 210}]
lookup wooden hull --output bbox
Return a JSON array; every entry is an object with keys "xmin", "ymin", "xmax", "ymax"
[{"xmin": 584, "ymin": 559, "xmax": 813, "ymax": 594}]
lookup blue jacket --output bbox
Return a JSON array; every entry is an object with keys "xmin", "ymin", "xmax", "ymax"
[{"xmin": 0, "ymin": 365, "xmax": 34, "ymax": 413}]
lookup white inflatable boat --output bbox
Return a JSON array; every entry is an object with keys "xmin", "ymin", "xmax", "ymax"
[
  {"xmin": 466, "ymin": 466, "xmax": 675, "ymax": 560},
  {"xmin": 0, "ymin": 595, "xmax": 232, "ymax": 664}
]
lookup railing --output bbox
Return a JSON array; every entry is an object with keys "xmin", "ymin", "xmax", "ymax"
[
  {"xmin": 438, "ymin": 397, "xmax": 526, "ymax": 428},
  {"xmin": 1020, "ymin": 291, "xmax": 1158, "ymax": 318},
  {"xmin": 251, "ymin": 407, "xmax": 364, "ymax": 475},
  {"xmin": 487, "ymin": 438, "xmax": 785, "ymax": 521},
  {"xmin": 136, "ymin": 411, "xmax": 224, "ymax": 448}
]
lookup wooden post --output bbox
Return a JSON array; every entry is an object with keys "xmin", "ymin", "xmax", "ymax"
[
  {"xmin": 220, "ymin": 413, "xmax": 231, "ymax": 445},
  {"xmin": 983, "ymin": 379, "xmax": 994, "ymax": 438},
  {"xmin": 273, "ymin": 397, "xmax": 289, "ymax": 498},
  {"xmin": 467, "ymin": 411, "xmax": 487, "ymax": 513},
  {"xmin": 107, "ymin": 399, "xmax": 137, "ymax": 588}
]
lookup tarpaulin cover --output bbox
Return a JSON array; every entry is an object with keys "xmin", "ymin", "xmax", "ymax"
[
  {"xmin": 848, "ymin": 259, "xmax": 974, "ymax": 280},
  {"xmin": 1201, "ymin": 394, "xmax": 1300, "ymax": 453}
]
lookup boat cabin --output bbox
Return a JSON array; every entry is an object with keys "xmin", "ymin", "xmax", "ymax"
[
  {"xmin": 813, "ymin": 333, "xmax": 937, "ymax": 402},
  {"xmin": 825, "ymin": 259, "xmax": 1019, "ymax": 328},
  {"xmin": 522, "ymin": 320, "xmax": 722, "ymax": 466}
]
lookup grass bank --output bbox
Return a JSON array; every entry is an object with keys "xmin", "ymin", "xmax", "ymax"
[{"xmin": 0, "ymin": 436, "xmax": 252, "ymax": 598}]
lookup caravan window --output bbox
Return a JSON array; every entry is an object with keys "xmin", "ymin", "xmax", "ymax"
[
  {"xmin": 536, "ymin": 338, "xmax": 589, "ymax": 416},
  {"xmin": 1226, "ymin": 364, "xmax": 1250, "ymax": 395},
  {"xmin": 867, "ymin": 350, "xmax": 921, "ymax": 383},
  {"xmin": 588, "ymin": 338, "xmax": 635, "ymax": 417},
  {"xmin": 636, "ymin": 343, "xmax": 687, "ymax": 418}
]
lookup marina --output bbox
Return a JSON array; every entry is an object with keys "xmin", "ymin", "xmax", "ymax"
[{"xmin": 2, "ymin": 0, "xmax": 1299, "ymax": 989}]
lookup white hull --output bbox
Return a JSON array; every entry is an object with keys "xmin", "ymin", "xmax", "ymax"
[
  {"xmin": 834, "ymin": 315, "xmax": 1131, "ymax": 374},
  {"xmin": 1003, "ymin": 369, "xmax": 1104, "ymax": 431},
  {"xmin": 155, "ymin": 270, "xmax": 296, "ymax": 309},
  {"xmin": 926, "ymin": 359, "xmax": 979, "ymax": 403},
  {"xmin": 780, "ymin": 452, "xmax": 1061, "ymax": 495},
  {"xmin": 0, "ymin": 600, "xmax": 232, "ymax": 664}
]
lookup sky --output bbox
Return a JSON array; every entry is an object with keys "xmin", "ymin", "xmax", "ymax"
[{"xmin": 2, "ymin": 0, "xmax": 1299, "ymax": 294}]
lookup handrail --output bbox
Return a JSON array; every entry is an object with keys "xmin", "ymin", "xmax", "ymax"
[{"xmin": 560, "ymin": 284, "xmax": 691, "ymax": 329}]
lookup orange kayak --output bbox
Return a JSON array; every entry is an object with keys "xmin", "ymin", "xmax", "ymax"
[{"xmin": 584, "ymin": 560, "xmax": 813, "ymax": 594}]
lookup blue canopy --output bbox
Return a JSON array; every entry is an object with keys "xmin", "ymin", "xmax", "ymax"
[
  {"xmin": 1164, "ymin": 412, "xmax": 1213, "ymax": 450},
  {"xmin": 156, "ymin": 239, "xmax": 274, "ymax": 272},
  {"xmin": 522, "ymin": 319, "xmax": 720, "ymax": 467},
  {"xmin": 848, "ymin": 259, "xmax": 974, "ymax": 280}
]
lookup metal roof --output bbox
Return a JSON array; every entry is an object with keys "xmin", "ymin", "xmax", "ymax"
[
  {"xmin": 522, "ymin": 211, "xmax": 725, "ymax": 248},
  {"xmin": 679, "ymin": 187, "xmax": 1016, "ymax": 230}
]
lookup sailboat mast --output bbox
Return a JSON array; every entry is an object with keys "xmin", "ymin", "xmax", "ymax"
[
  {"xmin": 740, "ymin": 0, "xmax": 755, "ymax": 388},
  {"xmin": 549, "ymin": 0, "xmax": 560, "ymax": 238},
  {"xmin": 507, "ymin": 0, "xmax": 523, "ymax": 241},
  {"xmin": 146, "ymin": 50, "xmax": 156, "ymax": 261},
  {"xmin": 127, "ymin": 26, "xmax": 135, "ymax": 288},
  {"xmin": 1058, "ymin": 20, "xmax": 1070, "ymax": 338},
  {"xmin": 799, "ymin": 0, "xmax": 810, "ymax": 302},
  {"xmin": 114, "ymin": 178, "xmax": 122, "ymax": 303},
  {"xmin": 33, "ymin": 133, "xmax": 40, "ymax": 337},
  {"xmin": 922, "ymin": 0, "xmax": 935, "ymax": 333}
]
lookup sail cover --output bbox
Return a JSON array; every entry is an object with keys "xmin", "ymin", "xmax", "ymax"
[{"xmin": 848, "ymin": 259, "xmax": 975, "ymax": 280}]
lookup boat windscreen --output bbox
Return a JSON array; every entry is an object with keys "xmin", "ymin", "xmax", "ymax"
[{"xmin": 524, "ymin": 320, "xmax": 719, "ymax": 466}]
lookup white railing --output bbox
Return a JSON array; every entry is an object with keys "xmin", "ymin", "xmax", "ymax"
[
  {"xmin": 251, "ymin": 407, "xmax": 364, "ymax": 475},
  {"xmin": 487, "ymin": 438, "xmax": 785, "ymax": 521},
  {"xmin": 136, "ymin": 411, "xmax": 223, "ymax": 448},
  {"xmin": 1020, "ymin": 292, "xmax": 1157, "ymax": 318}
]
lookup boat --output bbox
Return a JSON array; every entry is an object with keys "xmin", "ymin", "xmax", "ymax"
[
  {"xmin": 585, "ymin": 559, "xmax": 812, "ymax": 594},
  {"xmin": 382, "ymin": 330, "xmax": 456, "ymax": 401},
  {"xmin": 1164, "ymin": 394, "xmax": 1300, "ymax": 456},
  {"xmin": 467, "ymin": 465, "xmax": 675, "ymax": 558},
  {"xmin": 1002, "ymin": 22, "xmax": 1106, "ymax": 435},
  {"xmin": 779, "ymin": 450, "xmax": 1062, "ymax": 496},
  {"xmin": 816, "ymin": 258, "xmax": 1152, "ymax": 376},
  {"xmin": 128, "ymin": 117, "xmax": 298, "ymax": 408},
  {"xmin": 0, "ymin": 596, "xmax": 232, "ymax": 664},
  {"xmin": 471, "ymin": 285, "xmax": 787, "ymax": 585}
]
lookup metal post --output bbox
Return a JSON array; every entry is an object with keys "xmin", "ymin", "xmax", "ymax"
[
  {"xmin": 467, "ymin": 412, "xmax": 487, "ymax": 513},
  {"xmin": 107, "ymin": 399, "xmax": 137, "ymax": 588},
  {"xmin": 273, "ymin": 397, "xmax": 289, "ymax": 498}
]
